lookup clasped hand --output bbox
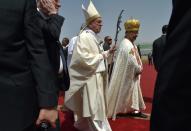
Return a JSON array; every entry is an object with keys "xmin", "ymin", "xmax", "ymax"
[{"xmin": 109, "ymin": 45, "xmax": 117, "ymax": 54}]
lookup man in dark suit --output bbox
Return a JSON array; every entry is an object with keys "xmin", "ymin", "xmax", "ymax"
[
  {"xmin": 103, "ymin": 36, "xmax": 114, "ymax": 78},
  {"xmin": 103, "ymin": 36, "xmax": 112, "ymax": 51},
  {"xmin": 152, "ymin": 25, "xmax": 168, "ymax": 72},
  {"xmin": 151, "ymin": 0, "xmax": 191, "ymax": 131},
  {"xmin": 37, "ymin": 1, "xmax": 69, "ymax": 130},
  {"xmin": 61, "ymin": 37, "xmax": 69, "ymax": 65},
  {"xmin": 137, "ymin": 44, "xmax": 142, "ymax": 58},
  {"xmin": 0, "ymin": 0, "xmax": 58, "ymax": 131}
]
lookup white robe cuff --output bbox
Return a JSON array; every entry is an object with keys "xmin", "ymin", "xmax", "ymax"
[{"xmin": 96, "ymin": 54, "xmax": 106, "ymax": 73}]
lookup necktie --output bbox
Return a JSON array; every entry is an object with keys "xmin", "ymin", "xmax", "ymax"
[{"xmin": 59, "ymin": 45, "xmax": 68, "ymax": 72}]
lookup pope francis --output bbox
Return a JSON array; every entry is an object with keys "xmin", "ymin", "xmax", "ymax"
[{"xmin": 64, "ymin": 0, "xmax": 114, "ymax": 130}]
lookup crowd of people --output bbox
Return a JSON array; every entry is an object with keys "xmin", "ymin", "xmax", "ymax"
[{"xmin": 1, "ymin": 0, "xmax": 188, "ymax": 131}]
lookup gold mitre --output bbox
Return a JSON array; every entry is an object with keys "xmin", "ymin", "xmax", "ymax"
[
  {"xmin": 82, "ymin": 0, "xmax": 101, "ymax": 25},
  {"xmin": 124, "ymin": 19, "xmax": 140, "ymax": 31}
]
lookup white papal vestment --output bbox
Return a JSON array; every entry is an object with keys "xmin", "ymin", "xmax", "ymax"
[
  {"xmin": 107, "ymin": 38, "xmax": 146, "ymax": 120},
  {"xmin": 65, "ymin": 28, "xmax": 112, "ymax": 131}
]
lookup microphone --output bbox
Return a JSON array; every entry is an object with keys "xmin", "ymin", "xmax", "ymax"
[{"xmin": 39, "ymin": 122, "xmax": 50, "ymax": 131}]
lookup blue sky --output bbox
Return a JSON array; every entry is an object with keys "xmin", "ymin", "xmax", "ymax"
[{"xmin": 59, "ymin": 0, "xmax": 172, "ymax": 44}]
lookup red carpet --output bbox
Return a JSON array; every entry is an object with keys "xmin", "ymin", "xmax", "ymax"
[
  {"xmin": 141, "ymin": 64, "xmax": 157, "ymax": 114},
  {"xmin": 110, "ymin": 118, "xmax": 149, "ymax": 131},
  {"xmin": 58, "ymin": 64, "xmax": 157, "ymax": 131}
]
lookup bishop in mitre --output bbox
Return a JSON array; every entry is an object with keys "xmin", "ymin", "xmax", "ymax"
[
  {"xmin": 107, "ymin": 19, "xmax": 146, "ymax": 120},
  {"xmin": 64, "ymin": 0, "xmax": 115, "ymax": 130}
]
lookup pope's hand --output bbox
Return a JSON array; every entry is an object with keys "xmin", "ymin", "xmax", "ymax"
[{"xmin": 109, "ymin": 45, "xmax": 116, "ymax": 54}]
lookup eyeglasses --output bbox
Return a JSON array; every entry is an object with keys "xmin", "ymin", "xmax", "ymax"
[
  {"xmin": 108, "ymin": 39, "xmax": 112, "ymax": 41},
  {"xmin": 56, "ymin": 3, "xmax": 61, "ymax": 8}
]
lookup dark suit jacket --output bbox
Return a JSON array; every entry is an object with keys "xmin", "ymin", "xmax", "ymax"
[
  {"xmin": 151, "ymin": 0, "xmax": 191, "ymax": 131},
  {"xmin": 137, "ymin": 45, "xmax": 142, "ymax": 58},
  {"xmin": 63, "ymin": 46, "xmax": 68, "ymax": 63},
  {"xmin": 103, "ymin": 42, "xmax": 110, "ymax": 51},
  {"xmin": 37, "ymin": 12, "xmax": 69, "ymax": 91},
  {"xmin": 0, "ymin": 0, "xmax": 57, "ymax": 130},
  {"xmin": 152, "ymin": 34, "xmax": 166, "ymax": 71},
  {"xmin": 37, "ymin": 12, "xmax": 64, "ymax": 74}
]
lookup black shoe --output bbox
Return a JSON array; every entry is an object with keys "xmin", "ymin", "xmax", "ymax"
[
  {"xmin": 116, "ymin": 113, "xmax": 127, "ymax": 117},
  {"xmin": 126, "ymin": 112, "xmax": 148, "ymax": 118}
]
